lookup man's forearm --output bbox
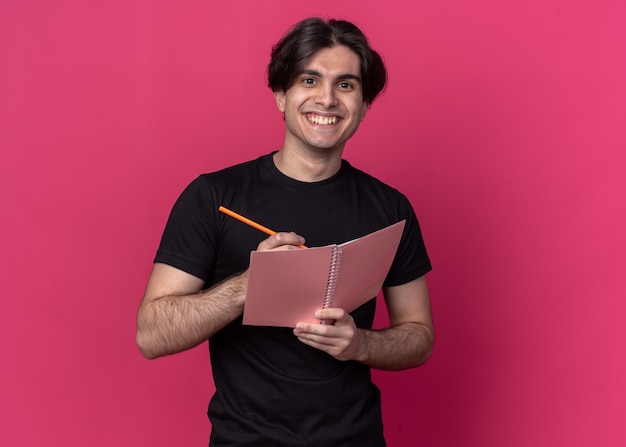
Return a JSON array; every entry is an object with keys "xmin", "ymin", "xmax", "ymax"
[
  {"xmin": 136, "ymin": 274, "xmax": 247, "ymax": 359},
  {"xmin": 356, "ymin": 322, "xmax": 434, "ymax": 370}
]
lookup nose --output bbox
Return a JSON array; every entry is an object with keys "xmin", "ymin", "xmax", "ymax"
[{"xmin": 315, "ymin": 84, "xmax": 338, "ymax": 108}]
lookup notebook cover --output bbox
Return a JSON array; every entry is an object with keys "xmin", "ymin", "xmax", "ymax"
[{"xmin": 242, "ymin": 220, "xmax": 406, "ymax": 327}]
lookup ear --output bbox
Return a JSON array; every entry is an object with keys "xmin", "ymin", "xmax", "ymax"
[
  {"xmin": 274, "ymin": 90, "xmax": 286, "ymax": 113},
  {"xmin": 360, "ymin": 101, "xmax": 369, "ymax": 122}
]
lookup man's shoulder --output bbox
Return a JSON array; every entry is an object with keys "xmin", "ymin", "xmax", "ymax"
[
  {"xmin": 173, "ymin": 153, "xmax": 272, "ymax": 204},
  {"xmin": 199, "ymin": 153, "xmax": 270, "ymax": 181},
  {"xmin": 344, "ymin": 160, "xmax": 405, "ymax": 198}
]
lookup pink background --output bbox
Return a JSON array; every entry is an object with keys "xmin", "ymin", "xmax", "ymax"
[{"xmin": 2, "ymin": 1, "xmax": 625, "ymax": 445}]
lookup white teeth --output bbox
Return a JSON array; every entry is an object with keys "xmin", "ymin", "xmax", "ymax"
[{"xmin": 308, "ymin": 114, "xmax": 337, "ymax": 125}]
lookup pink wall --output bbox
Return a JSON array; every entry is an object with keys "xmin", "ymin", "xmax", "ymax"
[{"xmin": 2, "ymin": 1, "xmax": 625, "ymax": 445}]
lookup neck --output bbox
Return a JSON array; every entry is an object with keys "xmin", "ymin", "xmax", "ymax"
[{"xmin": 273, "ymin": 147, "xmax": 343, "ymax": 182}]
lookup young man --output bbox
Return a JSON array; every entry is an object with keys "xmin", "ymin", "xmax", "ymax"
[{"xmin": 137, "ymin": 17, "xmax": 434, "ymax": 446}]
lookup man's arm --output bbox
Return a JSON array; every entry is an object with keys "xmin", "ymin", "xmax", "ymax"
[
  {"xmin": 136, "ymin": 263, "xmax": 247, "ymax": 359},
  {"xmin": 293, "ymin": 275, "xmax": 434, "ymax": 370},
  {"xmin": 136, "ymin": 231, "xmax": 307, "ymax": 360}
]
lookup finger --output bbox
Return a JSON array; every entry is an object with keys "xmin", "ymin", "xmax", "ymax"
[
  {"xmin": 315, "ymin": 308, "xmax": 348, "ymax": 322},
  {"xmin": 294, "ymin": 330, "xmax": 339, "ymax": 348},
  {"xmin": 294, "ymin": 322, "xmax": 350, "ymax": 342},
  {"xmin": 294, "ymin": 322, "xmax": 333, "ymax": 336},
  {"xmin": 257, "ymin": 232, "xmax": 305, "ymax": 251}
]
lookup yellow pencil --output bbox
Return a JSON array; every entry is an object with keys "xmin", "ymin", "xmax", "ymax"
[{"xmin": 218, "ymin": 206, "xmax": 308, "ymax": 249}]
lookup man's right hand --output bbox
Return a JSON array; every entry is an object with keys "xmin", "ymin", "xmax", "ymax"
[{"xmin": 256, "ymin": 232, "xmax": 306, "ymax": 251}]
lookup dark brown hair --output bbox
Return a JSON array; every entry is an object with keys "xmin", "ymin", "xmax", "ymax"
[{"xmin": 267, "ymin": 17, "xmax": 387, "ymax": 104}]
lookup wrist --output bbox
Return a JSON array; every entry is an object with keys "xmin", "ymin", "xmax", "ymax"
[{"xmin": 353, "ymin": 328, "xmax": 371, "ymax": 363}]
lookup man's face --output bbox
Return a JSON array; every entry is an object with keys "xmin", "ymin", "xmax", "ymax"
[{"xmin": 274, "ymin": 45, "xmax": 368, "ymax": 155}]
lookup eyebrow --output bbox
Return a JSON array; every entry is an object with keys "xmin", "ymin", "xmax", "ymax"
[{"xmin": 300, "ymin": 69, "xmax": 362, "ymax": 85}]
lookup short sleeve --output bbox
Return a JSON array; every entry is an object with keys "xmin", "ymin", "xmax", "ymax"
[
  {"xmin": 154, "ymin": 177, "xmax": 218, "ymax": 282},
  {"xmin": 383, "ymin": 194, "xmax": 432, "ymax": 287}
]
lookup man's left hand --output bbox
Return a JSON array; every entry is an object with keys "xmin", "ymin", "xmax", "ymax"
[{"xmin": 293, "ymin": 308, "xmax": 366, "ymax": 362}]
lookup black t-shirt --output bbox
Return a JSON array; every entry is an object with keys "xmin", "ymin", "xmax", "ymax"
[{"xmin": 155, "ymin": 153, "xmax": 431, "ymax": 446}]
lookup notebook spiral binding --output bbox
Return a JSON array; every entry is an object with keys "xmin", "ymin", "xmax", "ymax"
[{"xmin": 322, "ymin": 246, "xmax": 342, "ymax": 309}]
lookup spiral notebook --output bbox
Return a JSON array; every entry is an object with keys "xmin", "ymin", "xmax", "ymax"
[{"xmin": 243, "ymin": 220, "xmax": 406, "ymax": 327}]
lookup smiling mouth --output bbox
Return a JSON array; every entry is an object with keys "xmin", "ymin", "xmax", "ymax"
[{"xmin": 306, "ymin": 113, "xmax": 339, "ymax": 125}]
